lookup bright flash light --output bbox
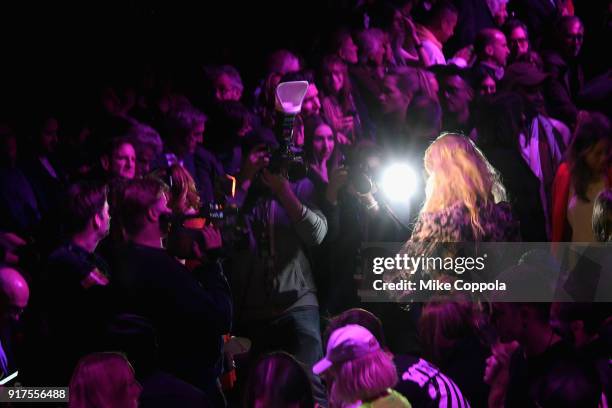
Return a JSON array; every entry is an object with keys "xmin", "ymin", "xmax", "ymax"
[{"xmin": 381, "ymin": 163, "xmax": 418, "ymax": 203}]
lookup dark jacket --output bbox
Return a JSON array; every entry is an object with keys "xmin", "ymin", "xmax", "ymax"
[
  {"xmin": 542, "ymin": 50, "xmax": 584, "ymax": 127},
  {"xmin": 111, "ymin": 243, "xmax": 232, "ymax": 394}
]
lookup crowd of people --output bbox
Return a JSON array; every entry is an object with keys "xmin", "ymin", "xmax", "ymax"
[{"xmin": 0, "ymin": 0, "xmax": 611, "ymax": 407}]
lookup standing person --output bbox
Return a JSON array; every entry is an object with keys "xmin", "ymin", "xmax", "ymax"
[
  {"xmin": 230, "ymin": 131, "xmax": 328, "ymax": 406},
  {"xmin": 472, "ymin": 28, "xmax": 510, "ymax": 82},
  {"xmin": 552, "ymin": 112, "xmax": 611, "ymax": 242},
  {"xmin": 542, "ymin": 16, "xmax": 586, "ymax": 128}
]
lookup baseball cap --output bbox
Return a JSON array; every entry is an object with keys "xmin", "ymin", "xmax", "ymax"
[{"xmin": 312, "ymin": 324, "xmax": 380, "ymax": 375}]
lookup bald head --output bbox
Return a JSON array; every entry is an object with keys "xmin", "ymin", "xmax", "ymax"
[
  {"xmin": 0, "ymin": 267, "xmax": 29, "ymax": 322},
  {"xmin": 475, "ymin": 28, "xmax": 509, "ymax": 66}
]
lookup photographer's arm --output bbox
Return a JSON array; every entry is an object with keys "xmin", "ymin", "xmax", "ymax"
[{"xmin": 262, "ymin": 170, "xmax": 328, "ymax": 246}]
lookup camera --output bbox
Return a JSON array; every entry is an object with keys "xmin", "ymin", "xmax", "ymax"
[
  {"xmin": 165, "ymin": 203, "xmax": 237, "ymax": 259},
  {"xmin": 267, "ymin": 81, "xmax": 309, "ymax": 181}
]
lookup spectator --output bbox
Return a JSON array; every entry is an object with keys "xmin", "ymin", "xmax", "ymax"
[
  {"xmin": 106, "ymin": 314, "xmax": 212, "ymax": 408},
  {"xmin": 304, "ymin": 115, "xmax": 339, "ymax": 187},
  {"xmin": 419, "ymin": 298, "xmax": 490, "ymax": 407},
  {"xmin": 504, "ymin": 19, "xmax": 531, "ymax": 64},
  {"xmin": 156, "ymin": 103, "xmax": 225, "ymax": 204},
  {"xmin": 0, "ymin": 124, "xmax": 41, "ymax": 236},
  {"xmin": 330, "ymin": 29, "xmax": 359, "ymax": 66},
  {"xmin": 313, "ymin": 324, "xmax": 411, "ymax": 407},
  {"xmin": 69, "ymin": 352, "xmax": 142, "ymax": 408},
  {"xmin": 100, "ymin": 137, "xmax": 137, "ymax": 182},
  {"xmin": 244, "ymin": 352, "xmax": 315, "ymax": 408},
  {"xmin": 0, "ymin": 266, "xmax": 29, "ymax": 379},
  {"xmin": 501, "ymin": 62, "xmax": 572, "ymax": 238},
  {"xmin": 324, "ymin": 308, "xmax": 470, "ymax": 408},
  {"xmin": 475, "ymin": 92, "xmax": 548, "ymax": 241},
  {"xmin": 473, "ymin": 28, "xmax": 510, "ymax": 81},
  {"xmin": 413, "ymin": 1, "xmax": 462, "ymax": 67},
  {"xmin": 125, "ymin": 121, "xmax": 163, "ymax": 177},
  {"xmin": 490, "ymin": 301, "xmax": 575, "ymax": 408},
  {"xmin": 486, "ymin": 0, "xmax": 509, "ymax": 27},
  {"xmin": 435, "ymin": 66, "xmax": 475, "ymax": 135},
  {"xmin": 551, "ymin": 112, "xmax": 611, "ymax": 242},
  {"xmin": 542, "ymin": 16, "xmax": 585, "ymax": 127},
  {"xmin": 320, "ymin": 55, "xmax": 363, "ymax": 144},
  {"xmin": 112, "ymin": 177, "xmax": 231, "ymax": 405},
  {"xmin": 44, "ymin": 182, "xmax": 112, "ymax": 384},
  {"xmin": 209, "ymin": 65, "xmax": 244, "ymax": 103},
  {"xmin": 351, "ymin": 28, "xmax": 388, "ymax": 116}
]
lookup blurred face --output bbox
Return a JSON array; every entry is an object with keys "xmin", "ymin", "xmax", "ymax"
[
  {"xmin": 137, "ymin": 145, "xmax": 156, "ymax": 177},
  {"xmin": 325, "ymin": 63, "xmax": 345, "ymax": 94},
  {"xmin": 518, "ymin": 84, "xmax": 546, "ymax": 115},
  {"xmin": 96, "ymin": 200, "xmax": 111, "ymax": 238},
  {"xmin": 509, "ymin": 26, "xmax": 529, "ymax": 59},
  {"xmin": 479, "ymin": 76, "xmax": 496, "ymax": 96},
  {"xmin": 494, "ymin": 2, "xmax": 508, "ymax": 26},
  {"xmin": 188, "ymin": 121, "xmax": 205, "ymax": 153},
  {"xmin": 561, "ymin": 20, "xmax": 584, "ymax": 58},
  {"xmin": 214, "ymin": 73, "xmax": 242, "ymax": 102},
  {"xmin": 302, "ymin": 84, "xmax": 321, "ymax": 118},
  {"xmin": 40, "ymin": 117, "xmax": 59, "ymax": 154},
  {"xmin": 585, "ymin": 139, "xmax": 610, "ymax": 174},
  {"xmin": 441, "ymin": 75, "xmax": 472, "ymax": 113},
  {"xmin": 490, "ymin": 303, "xmax": 522, "ymax": 342},
  {"xmin": 339, "ymin": 36, "xmax": 359, "ymax": 65},
  {"xmin": 111, "ymin": 143, "xmax": 136, "ymax": 180},
  {"xmin": 312, "ymin": 123, "xmax": 335, "ymax": 163},
  {"xmin": 379, "ymin": 75, "xmax": 410, "ymax": 114},
  {"xmin": 439, "ymin": 12, "xmax": 458, "ymax": 43},
  {"xmin": 1, "ymin": 135, "xmax": 17, "ymax": 165},
  {"xmin": 490, "ymin": 32, "xmax": 510, "ymax": 66},
  {"xmin": 369, "ymin": 40, "xmax": 386, "ymax": 67}
]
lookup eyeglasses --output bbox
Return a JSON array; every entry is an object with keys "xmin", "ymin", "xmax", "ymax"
[{"xmin": 509, "ymin": 37, "xmax": 528, "ymax": 45}]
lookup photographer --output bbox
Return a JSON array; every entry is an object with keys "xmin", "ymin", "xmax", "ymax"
[
  {"xmin": 111, "ymin": 177, "xmax": 232, "ymax": 406},
  {"xmin": 229, "ymin": 129, "xmax": 328, "ymax": 405}
]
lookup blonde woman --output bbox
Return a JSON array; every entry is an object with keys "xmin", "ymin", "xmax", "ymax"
[
  {"xmin": 314, "ymin": 325, "xmax": 411, "ymax": 408},
  {"xmin": 166, "ymin": 164, "xmax": 200, "ymax": 215},
  {"xmin": 411, "ymin": 133, "xmax": 519, "ymax": 244}
]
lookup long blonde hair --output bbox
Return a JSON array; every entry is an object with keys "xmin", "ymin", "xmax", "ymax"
[{"xmin": 421, "ymin": 133, "xmax": 506, "ymax": 239}]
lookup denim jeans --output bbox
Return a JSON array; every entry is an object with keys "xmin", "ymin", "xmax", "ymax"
[{"xmin": 241, "ymin": 305, "xmax": 327, "ymax": 406}]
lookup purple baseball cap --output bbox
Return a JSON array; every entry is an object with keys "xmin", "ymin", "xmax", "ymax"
[{"xmin": 312, "ymin": 324, "xmax": 380, "ymax": 375}]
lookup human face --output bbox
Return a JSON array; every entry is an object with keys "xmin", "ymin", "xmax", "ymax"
[
  {"xmin": 585, "ymin": 139, "xmax": 610, "ymax": 174},
  {"xmin": 312, "ymin": 124, "xmax": 335, "ymax": 163},
  {"xmin": 188, "ymin": 121, "xmax": 205, "ymax": 153},
  {"xmin": 214, "ymin": 73, "xmax": 242, "ymax": 102},
  {"xmin": 561, "ymin": 20, "xmax": 584, "ymax": 58},
  {"xmin": 509, "ymin": 26, "xmax": 529, "ymax": 59},
  {"xmin": 479, "ymin": 76, "xmax": 496, "ymax": 96},
  {"xmin": 96, "ymin": 200, "xmax": 111, "ymax": 238},
  {"xmin": 339, "ymin": 36, "xmax": 359, "ymax": 65},
  {"xmin": 40, "ymin": 117, "xmax": 59, "ymax": 154},
  {"xmin": 137, "ymin": 145, "xmax": 156, "ymax": 177},
  {"xmin": 325, "ymin": 63, "xmax": 345, "ymax": 94},
  {"xmin": 111, "ymin": 143, "xmax": 136, "ymax": 179},
  {"xmin": 379, "ymin": 75, "xmax": 410, "ymax": 114},
  {"xmin": 518, "ymin": 84, "xmax": 546, "ymax": 116},
  {"xmin": 494, "ymin": 2, "xmax": 508, "ymax": 26},
  {"xmin": 441, "ymin": 75, "xmax": 472, "ymax": 113},
  {"xmin": 440, "ymin": 12, "xmax": 458, "ymax": 43},
  {"xmin": 491, "ymin": 32, "xmax": 510, "ymax": 66},
  {"xmin": 302, "ymin": 84, "xmax": 321, "ymax": 118}
]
